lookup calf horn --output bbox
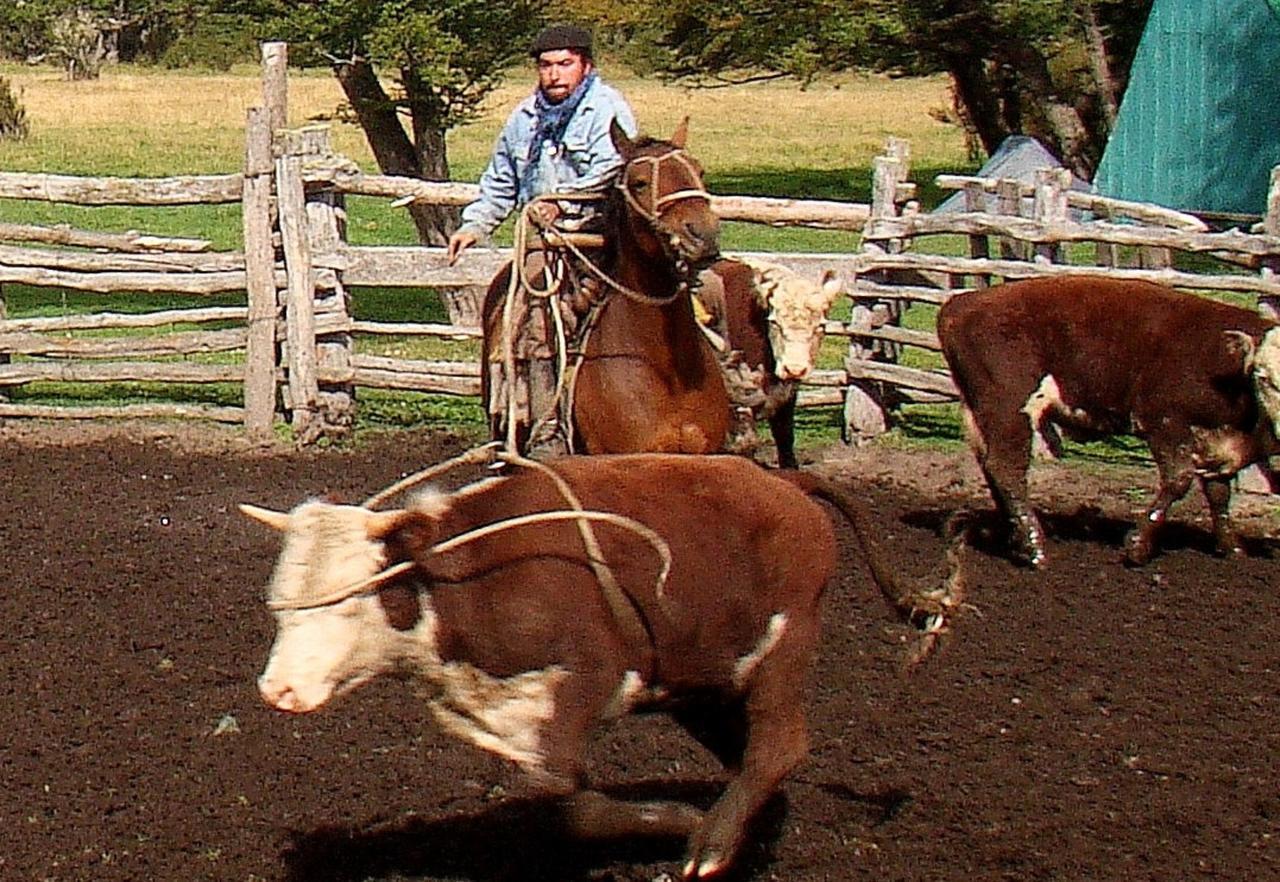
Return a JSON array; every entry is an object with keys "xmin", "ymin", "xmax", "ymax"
[{"xmin": 238, "ymin": 503, "xmax": 291, "ymax": 532}]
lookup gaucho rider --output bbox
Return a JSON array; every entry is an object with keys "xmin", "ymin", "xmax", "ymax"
[{"xmin": 447, "ymin": 23, "xmax": 638, "ymax": 456}]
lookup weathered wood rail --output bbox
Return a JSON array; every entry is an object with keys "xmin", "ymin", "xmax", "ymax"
[{"xmin": 2, "ymin": 41, "xmax": 1279, "ymax": 448}]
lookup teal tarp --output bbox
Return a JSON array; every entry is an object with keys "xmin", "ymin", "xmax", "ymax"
[{"xmin": 1094, "ymin": 0, "xmax": 1280, "ymax": 216}]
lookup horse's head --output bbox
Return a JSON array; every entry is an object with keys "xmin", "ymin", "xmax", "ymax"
[{"xmin": 611, "ymin": 118, "xmax": 721, "ymax": 271}]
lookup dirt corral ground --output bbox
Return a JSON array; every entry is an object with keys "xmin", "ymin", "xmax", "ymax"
[{"xmin": 1, "ymin": 421, "xmax": 1278, "ymax": 882}]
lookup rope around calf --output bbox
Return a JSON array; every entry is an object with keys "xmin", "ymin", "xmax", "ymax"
[{"xmin": 271, "ymin": 445, "xmax": 671, "ymax": 663}]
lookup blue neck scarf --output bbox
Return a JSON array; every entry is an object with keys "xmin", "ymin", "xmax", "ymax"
[{"xmin": 522, "ymin": 70, "xmax": 597, "ymax": 202}]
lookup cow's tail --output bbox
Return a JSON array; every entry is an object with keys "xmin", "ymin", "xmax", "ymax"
[{"xmin": 778, "ymin": 470, "xmax": 970, "ymax": 666}]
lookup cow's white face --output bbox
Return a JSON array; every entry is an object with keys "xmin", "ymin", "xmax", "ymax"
[
  {"xmin": 247, "ymin": 501, "xmax": 427, "ymax": 714},
  {"xmin": 1251, "ymin": 327, "xmax": 1280, "ymax": 436},
  {"xmin": 758, "ymin": 267, "xmax": 842, "ymax": 381}
]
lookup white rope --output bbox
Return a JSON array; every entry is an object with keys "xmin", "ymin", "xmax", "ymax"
[
  {"xmin": 361, "ymin": 442, "xmax": 502, "ymax": 510},
  {"xmin": 266, "ymin": 509, "xmax": 672, "ymax": 613}
]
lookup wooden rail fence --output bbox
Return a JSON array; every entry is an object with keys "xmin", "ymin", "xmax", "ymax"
[
  {"xmin": 2, "ymin": 41, "xmax": 1279, "ymax": 446},
  {"xmin": 836, "ymin": 154, "xmax": 1280, "ymax": 440}
]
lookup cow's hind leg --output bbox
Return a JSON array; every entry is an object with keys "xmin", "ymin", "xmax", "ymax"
[
  {"xmin": 968, "ymin": 406, "xmax": 1046, "ymax": 567},
  {"xmin": 682, "ymin": 633, "xmax": 813, "ymax": 879},
  {"xmin": 1200, "ymin": 475, "xmax": 1245, "ymax": 559}
]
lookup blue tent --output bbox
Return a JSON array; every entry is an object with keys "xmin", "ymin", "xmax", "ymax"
[
  {"xmin": 935, "ymin": 135, "xmax": 1090, "ymax": 216},
  {"xmin": 1093, "ymin": 0, "xmax": 1280, "ymax": 217}
]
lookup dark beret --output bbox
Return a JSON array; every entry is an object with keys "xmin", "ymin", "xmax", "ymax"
[{"xmin": 530, "ymin": 24, "xmax": 594, "ymax": 58}]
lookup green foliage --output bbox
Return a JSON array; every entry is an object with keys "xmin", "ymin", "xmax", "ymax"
[
  {"xmin": 0, "ymin": 0, "xmax": 212, "ymax": 74},
  {"xmin": 237, "ymin": 0, "xmax": 548, "ymax": 130},
  {"xmin": 158, "ymin": 13, "xmax": 259, "ymax": 70},
  {"xmin": 0, "ymin": 76, "xmax": 29, "ymax": 140},
  {"xmin": 614, "ymin": 0, "xmax": 1154, "ymax": 177}
]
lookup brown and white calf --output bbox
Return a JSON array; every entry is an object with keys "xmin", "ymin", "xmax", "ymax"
[
  {"xmin": 244, "ymin": 454, "xmax": 848, "ymax": 880},
  {"xmin": 937, "ymin": 275, "xmax": 1280, "ymax": 567},
  {"xmin": 697, "ymin": 258, "xmax": 842, "ymax": 468}
]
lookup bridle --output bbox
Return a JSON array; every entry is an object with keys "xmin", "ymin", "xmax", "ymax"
[
  {"xmin": 616, "ymin": 147, "xmax": 712, "ymax": 224},
  {"xmin": 496, "ymin": 145, "xmax": 716, "ymax": 452}
]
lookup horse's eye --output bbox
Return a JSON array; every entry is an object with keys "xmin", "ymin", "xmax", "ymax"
[{"xmin": 631, "ymin": 179, "xmax": 650, "ymax": 191}]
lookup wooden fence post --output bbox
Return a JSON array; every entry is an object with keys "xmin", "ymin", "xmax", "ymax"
[
  {"xmin": 1032, "ymin": 168, "xmax": 1070, "ymax": 264},
  {"xmin": 1260, "ymin": 166, "xmax": 1280, "ymax": 321},
  {"xmin": 997, "ymin": 178, "xmax": 1029, "ymax": 261},
  {"xmin": 0, "ymin": 283, "xmax": 8, "ymax": 376},
  {"xmin": 1094, "ymin": 203, "xmax": 1120, "ymax": 268},
  {"xmin": 261, "ymin": 42, "xmax": 288, "ymax": 138},
  {"xmin": 304, "ymin": 149, "xmax": 356, "ymax": 434},
  {"xmin": 964, "ymin": 181, "xmax": 991, "ymax": 288},
  {"xmin": 276, "ymin": 146, "xmax": 320, "ymax": 440},
  {"xmin": 844, "ymin": 139, "xmax": 915, "ymax": 444},
  {"xmin": 273, "ymin": 125, "xmax": 356, "ymax": 441},
  {"xmin": 242, "ymin": 106, "xmax": 278, "ymax": 438}
]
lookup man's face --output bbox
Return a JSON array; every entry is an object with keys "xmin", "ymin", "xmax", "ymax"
[{"xmin": 537, "ymin": 50, "xmax": 591, "ymax": 103}]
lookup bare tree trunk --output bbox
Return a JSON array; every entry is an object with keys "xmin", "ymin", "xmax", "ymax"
[
  {"xmin": 332, "ymin": 59, "xmax": 454, "ymax": 245},
  {"xmin": 944, "ymin": 53, "xmax": 1007, "ymax": 157},
  {"xmin": 410, "ymin": 112, "xmax": 462, "ymax": 247},
  {"xmin": 1002, "ymin": 41, "xmax": 1098, "ymax": 179},
  {"xmin": 1081, "ymin": 0, "xmax": 1119, "ymax": 129}
]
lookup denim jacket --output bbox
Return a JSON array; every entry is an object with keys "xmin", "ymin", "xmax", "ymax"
[{"xmin": 458, "ymin": 77, "xmax": 638, "ymax": 240}]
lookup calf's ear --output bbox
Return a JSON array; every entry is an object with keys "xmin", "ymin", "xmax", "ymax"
[
  {"xmin": 366, "ymin": 509, "xmax": 439, "ymax": 560},
  {"xmin": 819, "ymin": 269, "xmax": 843, "ymax": 308},
  {"xmin": 366, "ymin": 509, "xmax": 426, "ymax": 540},
  {"xmin": 1223, "ymin": 329, "xmax": 1257, "ymax": 373}
]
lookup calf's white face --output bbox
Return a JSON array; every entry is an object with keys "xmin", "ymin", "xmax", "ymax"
[
  {"xmin": 754, "ymin": 265, "xmax": 842, "ymax": 381},
  {"xmin": 245, "ymin": 501, "xmax": 421, "ymax": 714},
  {"xmin": 1250, "ymin": 327, "xmax": 1280, "ymax": 437}
]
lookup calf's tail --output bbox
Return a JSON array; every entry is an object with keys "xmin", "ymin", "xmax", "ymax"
[{"xmin": 776, "ymin": 470, "xmax": 967, "ymax": 664}]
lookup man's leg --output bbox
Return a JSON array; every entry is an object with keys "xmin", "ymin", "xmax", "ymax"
[{"xmin": 521, "ymin": 250, "xmax": 570, "ymax": 457}]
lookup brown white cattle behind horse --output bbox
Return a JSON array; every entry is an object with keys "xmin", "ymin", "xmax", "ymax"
[
  {"xmin": 247, "ymin": 454, "xmax": 888, "ymax": 880},
  {"xmin": 697, "ymin": 258, "xmax": 842, "ymax": 468},
  {"xmin": 937, "ymin": 275, "xmax": 1280, "ymax": 567}
]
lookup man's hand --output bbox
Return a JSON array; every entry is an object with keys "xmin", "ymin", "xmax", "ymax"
[
  {"xmin": 447, "ymin": 229, "xmax": 478, "ymax": 265},
  {"xmin": 526, "ymin": 200, "xmax": 561, "ymax": 229}
]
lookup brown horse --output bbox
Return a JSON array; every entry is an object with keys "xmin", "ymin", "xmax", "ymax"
[{"xmin": 480, "ymin": 120, "xmax": 730, "ymax": 455}]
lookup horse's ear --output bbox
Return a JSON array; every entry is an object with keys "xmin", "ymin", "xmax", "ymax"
[
  {"xmin": 610, "ymin": 118, "xmax": 634, "ymax": 158},
  {"xmin": 670, "ymin": 116, "xmax": 690, "ymax": 149}
]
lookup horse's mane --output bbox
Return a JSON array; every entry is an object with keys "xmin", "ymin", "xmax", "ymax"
[{"xmin": 628, "ymin": 135, "xmax": 677, "ymax": 153}]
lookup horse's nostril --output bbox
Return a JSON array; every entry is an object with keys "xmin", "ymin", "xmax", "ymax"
[{"xmin": 684, "ymin": 222, "xmax": 719, "ymax": 250}]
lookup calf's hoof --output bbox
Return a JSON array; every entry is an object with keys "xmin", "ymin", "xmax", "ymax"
[
  {"xmin": 1010, "ymin": 535, "xmax": 1047, "ymax": 569},
  {"xmin": 1123, "ymin": 530, "xmax": 1153, "ymax": 567},
  {"xmin": 1010, "ymin": 515, "xmax": 1047, "ymax": 568},
  {"xmin": 1214, "ymin": 536, "xmax": 1246, "ymax": 559},
  {"xmin": 682, "ymin": 844, "xmax": 730, "ymax": 880},
  {"xmin": 682, "ymin": 817, "xmax": 744, "ymax": 880}
]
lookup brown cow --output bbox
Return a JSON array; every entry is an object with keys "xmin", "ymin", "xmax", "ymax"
[
  {"xmin": 696, "ymin": 258, "xmax": 843, "ymax": 468},
  {"xmin": 937, "ymin": 275, "xmax": 1280, "ymax": 567},
  {"xmin": 244, "ymin": 453, "xmax": 923, "ymax": 880}
]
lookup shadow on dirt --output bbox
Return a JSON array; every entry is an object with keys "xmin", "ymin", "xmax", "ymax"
[
  {"xmin": 281, "ymin": 781, "xmax": 789, "ymax": 882},
  {"xmin": 901, "ymin": 504, "xmax": 1279, "ymax": 566}
]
